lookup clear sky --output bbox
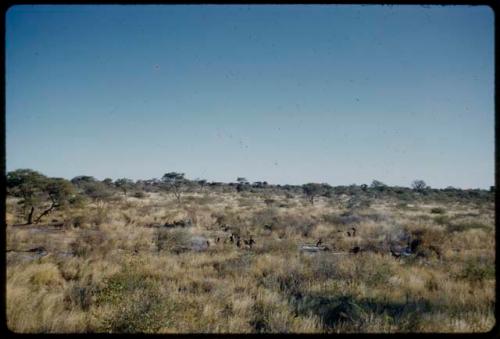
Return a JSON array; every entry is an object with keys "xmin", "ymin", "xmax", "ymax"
[{"xmin": 6, "ymin": 5, "xmax": 494, "ymax": 188}]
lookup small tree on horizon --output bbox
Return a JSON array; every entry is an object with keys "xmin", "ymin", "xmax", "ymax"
[
  {"xmin": 115, "ymin": 178, "xmax": 134, "ymax": 196},
  {"xmin": 72, "ymin": 175, "xmax": 113, "ymax": 202},
  {"xmin": 196, "ymin": 179, "xmax": 207, "ymax": 193},
  {"xmin": 236, "ymin": 177, "xmax": 249, "ymax": 192},
  {"xmin": 412, "ymin": 179, "xmax": 428, "ymax": 192},
  {"xmin": 370, "ymin": 180, "xmax": 387, "ymax": 189},
  {"xmin": 102, "ymin": 178, "xmax": 114, "ymax": 186},
  {"xmin": 162, "ymin": 172, "xmax": 187, "ymax": 202},
  {"xmin": 302, "ymin": 183, "xmax": 330, "ymax": 205},
  {"xmin": 236, "ymin": 177, "xmax": 248, "ymax": 184}
]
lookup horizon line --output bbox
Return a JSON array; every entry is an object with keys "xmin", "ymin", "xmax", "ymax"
[{"xmin": 6, "ymin": 167, "xmax": 494, "ymax": 191}]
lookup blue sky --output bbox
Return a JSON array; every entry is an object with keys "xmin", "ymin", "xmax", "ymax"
[{"xmin": 6, "ymin": 5, "xmax": 494, "ymax": 188}]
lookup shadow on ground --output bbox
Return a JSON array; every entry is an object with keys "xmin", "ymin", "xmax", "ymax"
[{"xmin": 291, "ymin": 293, "xmax": 432, "ymax": 331}]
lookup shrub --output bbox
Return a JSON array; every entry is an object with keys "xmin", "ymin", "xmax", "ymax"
[
  {"xmin": 430, "ymin": 207, "xmax": 446, "ymax": 214},
  {"xmin": 274, "ymin": 213, "xmax": 316, "ymax": 237},
  {"xmin": 346, "ymin": 195, "xmax": 371, "ymax": 210},
  {"xmin": 64, "ymin": 284, "xmax": 94, "ymax": 311},
  {"xmin": 93, "ymin": 269, "xmax": 174, "ymax": 333},
  {"xmin": 133, "ymin": 191, "xmax": 147, "ymax": 199},
  {"xmin": 460, "ymin": 258, "xmax": 495, "ymax": 285},
  {"xmin": 302, "ymin": 183, "xmax": 331, "ymax": 205},
  {"xmin": 69, "ymin": 231, "xmax": 108, "ymax": 257},
  {"xmin": 447, "ymin": 222, "xmax": 490, "ymax": 233},
  {"xmin": 310, "ymin": 254, "xmax": 341, "ymax": 280},
  {"xmin": 156, "ymin": 228, "xmax": 190, "ymax": 252},
  {"xmin": 28, "ymin": 263, "xmax": 65, "ymax": 288},
  {"xmin": 294, "ymin": 295, "xmax": 368, "ymax": 329},
  {"xmin": 7, "ymin": 169, "xmax": 77, "ymax": 224},
  {"xmin": 251, "ymin": 208, "xmax": 279, "ymax": 229},
  {"xmin": 91, "ymin": 207, "xmax": 109, "ymax": 226}
]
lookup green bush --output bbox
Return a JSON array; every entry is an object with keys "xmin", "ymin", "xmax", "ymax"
[
  {"xmin": 430, "ymin": 207, "xmax": 446, "ymax": 214},
  {"xmin": 133, "ymin": 191, "xmax": 146, "ymax": 199},
  {"xmin": 460, "ymin": 259, "xmax": 495, "ymax": 285},
  {"xmin": 94, "ymin": 269, "xmax": 174, "ymax": 333}
]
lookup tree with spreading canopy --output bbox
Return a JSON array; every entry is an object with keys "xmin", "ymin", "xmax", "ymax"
[
  {"xmin": 236, "ymin": 177, "xmax": 250, "ymax": 192},
  {"xmin": 115, "ymin": 178, "xmax": 134, "ymax": 196},
  {"xmin": 7, "ymin": 169, "xmax": 76, "ymax": 224},
  {"xmin": 102, "ymin": 178, "xmax": 114, "ymax": 186},
  {"xmin": 162, "ymin": 172, "xmax": 187, "ymax": 202},
  {"xmin": 412, "ymin": 179, "xmax": 428, "ymax": 192},
  {"xmin": 302, "ymin": 183, "xmax": 331, "ymax": 205},
  {"xmin": 370, "ymin": 180, "xmax": 387, "ymax": 190},
  {"xmin": 71, "ymin": 175, "xmax": 113, "ymax": 201}
]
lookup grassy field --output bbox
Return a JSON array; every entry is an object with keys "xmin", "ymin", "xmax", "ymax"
[{"xmin": 6, "ymin": 188, "xmax": 495, "ymax": 333}]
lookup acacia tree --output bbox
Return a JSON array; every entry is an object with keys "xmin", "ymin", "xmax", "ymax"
[
  {"xmin": 236, "ymin": 177, "xmax": 249, "ymax": 192},
  {"xmin": 302, "ymin": 183, "xmax": 330, "ymax": 205},
  {"xmin": 162, "ymin": 172, "xmax": 187, "ymax": 202},
  {"xmin": 33, "ymin": 178, "xmax": 75, "ymax": 223},
  {"xmin": 71, "ymin": 175, "xmax": 113, "ymax": 201},
  {"xmin": 370, "ymin": 180, "xmax": 387, "ymax": 191},
  {"xmin": 196, "ymin": 179, "xmax": 207, "ymax": 193},
  {"xmin": 102, "ymin": 178, "xmax": 114, "ymax": 187},
  {"xmin": 115, "ymin": 178, "xmax": 134, "ymax": 196},
  {"xmin": 412, "ymin": 180, "xmax": 428, "ymax": 192},
  {"xmin": 7, "ymin": 169, "xmax": 76, "ymax": 224}
]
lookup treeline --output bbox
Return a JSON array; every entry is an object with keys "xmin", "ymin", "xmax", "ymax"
[{"xmin": 6, "ymin": 169, "xmax": 494, "ymax": 225}]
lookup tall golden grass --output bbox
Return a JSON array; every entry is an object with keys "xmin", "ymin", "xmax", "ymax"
[{"xmin": 6, "ymin": 191, "xmax": 495, "ymax": 333}]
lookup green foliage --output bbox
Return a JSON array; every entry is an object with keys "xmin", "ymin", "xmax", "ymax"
[
  {"xmin": 162, "ymin": 172, "xmax": 187, "ymax": 202},
  {"xmin": 94, "ymin": 269, "xmax": 173, "ymax": 333},
  {"xmin": 236, "ymin": 177, "xmax": 248, "ymax": 184},
  {"xmin": 460, "ymin": 258, "xmax": 495, "ymax": 285},
  {"xmin": 412, "ymin": 180, "xmax": 428, "ymax": 191},
  {"xmin": 302, "ymin": 183, "xmax": 331, "ymax": 205},
  {"xmin": 430, "ymin": 207, "xmax": 446, "ymax": 214},
  {"xmin": 370, "ymin": 180, "xmax": 387, "ymax": 191},
  {"xmin": 72, "ymin": 177, "xmax": 114, "ymax": 202},
  {"xmin": 64, "ymin": 285, "xmax": 94, "ymax": 311},
  {"xmin": 102, "ymin": 178, "xmax": 114, "ymax": 186},
  {"xmin": 7, "ymin": 169, "xmax": 48, "ymax": 221},
  {"xmin": 115, "ymin": 178, "xmax": 134, "ymax": 196},
  {"xmin": 46, "ymin": 178, "xmax": 75, "ymax": 206},
  {"xmin": 7, "ymin": 169, "xmax": 77, "ymax": 224},
  {"xmin": 235, "ymin": 177, "xmax": 250, "ymax": 192}
]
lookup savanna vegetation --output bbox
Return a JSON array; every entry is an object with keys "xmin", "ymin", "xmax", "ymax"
[{"xmin": 5, "ymin": 169, "xmax": 495, "ymax": 333}]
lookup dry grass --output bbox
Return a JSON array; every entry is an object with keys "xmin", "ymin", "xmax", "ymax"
[{"xmin": 5, "ymin": 190, "xmax": 495, "ymax": 333}]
